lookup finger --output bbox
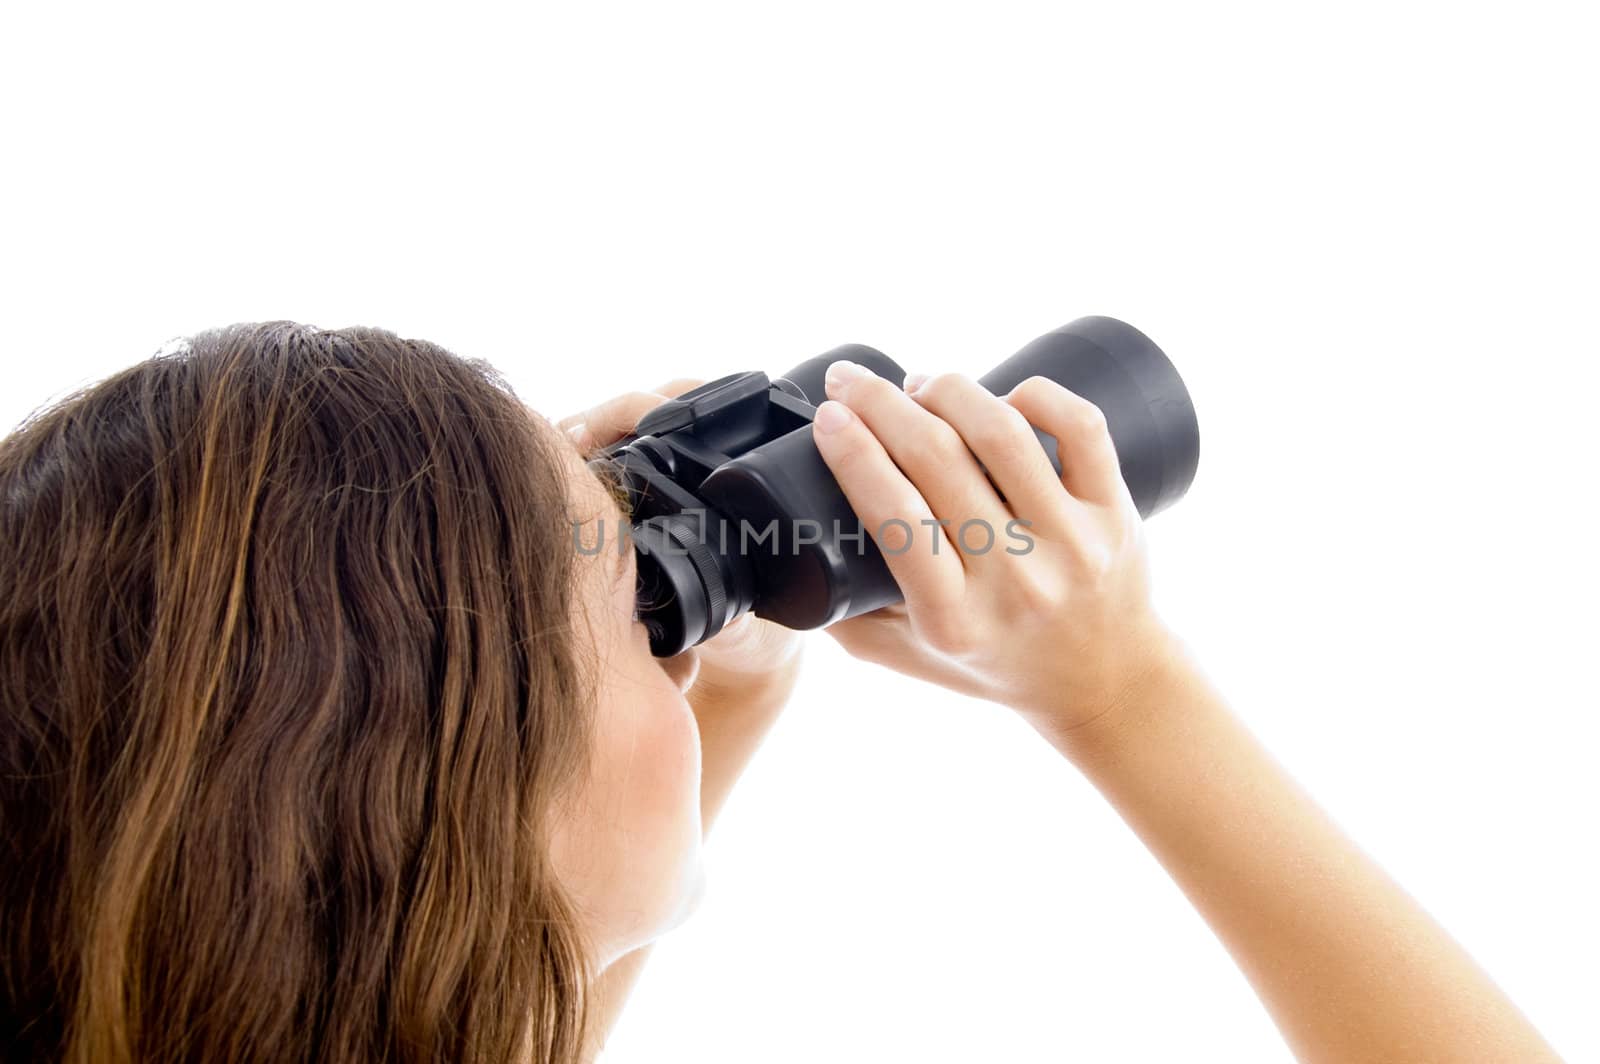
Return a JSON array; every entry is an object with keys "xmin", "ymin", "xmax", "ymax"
[
  {"xmin": 822, "ymin": 361, "xmax": 1013, "ymax": 552},
  {"xmin": 810, "ymin": 398, "xmax": 965, "ymax": 617},
  {"xmin": 560, "ymin": 390, "xmax": 672, "ymax": 454},
  {"xmin": 654, "ymin": 377, "xmax": 705, "ymax": 399},
  {"xmin": 1004, "ymin": 376, "xmax": 1131, "ymax": 510},
  {"xmin": 824, "ymin": 608, "xmax": 984, "ymax": 696},
  {"xmin": 903, "ymin": 372, "xmax": 1075, "ymax": 537}
]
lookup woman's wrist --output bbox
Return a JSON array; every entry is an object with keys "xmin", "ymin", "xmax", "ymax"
[{"xmin": 1023, "ymin": 622, "xmax": 1195, "ymax": 767}]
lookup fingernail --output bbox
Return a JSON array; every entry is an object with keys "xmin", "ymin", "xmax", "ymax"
[
  {"xmin": 565, "ymin": 421, "xmax": 587, "ymax": 442},
  {"xmin": 825, "ymin": 360, "xmax": 868, "ymax": 393},
  {"xmin": 813, "ymin": 399, "xmax": 852, "ymax": 434},
  {"xmin": 902, "ymin": 372, "xmax": 929, "ymax": 394}
]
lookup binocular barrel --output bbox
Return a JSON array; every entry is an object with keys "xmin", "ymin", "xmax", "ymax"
[{"xmin": 775, "ymin": 316, "xmax": 1198, "ymax": 520}]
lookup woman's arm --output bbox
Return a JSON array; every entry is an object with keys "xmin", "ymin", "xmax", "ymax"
[
  {"xmin": 1052, "ymin": 635, "xmax": 1561, "ymax": 1063},
  {"xmin": 806, "ymin": 361, "xmax": 1563, "ymax": 1062}
]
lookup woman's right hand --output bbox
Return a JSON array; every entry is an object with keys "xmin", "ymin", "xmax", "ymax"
[
  {"xmin": 812, "ymin": 361, "xmax": 1570, "ymax": 1064},
  {"xmin": 809, "ymin": 360, "xmax": 1181, "ymax": 745}
]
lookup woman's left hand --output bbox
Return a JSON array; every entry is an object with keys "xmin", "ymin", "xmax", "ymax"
[
  {"xmin": 556, "ymin": 380, "xmax": 807, "ymax": 692},
  {"xmin": 690, "ymin": 609, "xmax": 805, "ymax": 702}
]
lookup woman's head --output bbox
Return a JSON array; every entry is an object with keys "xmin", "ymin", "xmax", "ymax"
[{"xmin": 0, "ymin": 322, "xmax": 704, "ymax": 1062}]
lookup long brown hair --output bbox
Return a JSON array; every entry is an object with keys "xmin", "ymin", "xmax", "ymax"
[{"xmin": 1, "ymin": 322, "xmax": 594, "ymax": 1062}]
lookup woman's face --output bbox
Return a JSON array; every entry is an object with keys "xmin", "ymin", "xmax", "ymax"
[{"xmin": 545, "ymin": 423, "xmax": 705, "ymax": 971}]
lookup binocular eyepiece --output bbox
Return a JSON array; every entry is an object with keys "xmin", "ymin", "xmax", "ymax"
[{"xmin": 592, "ymin": 315, "xmax": 1200, "ymax": 657}]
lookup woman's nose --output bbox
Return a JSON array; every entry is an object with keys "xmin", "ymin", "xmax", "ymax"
[{"xmin": 661, "ymin": 646, "xmax": 700, "ymax": 694}]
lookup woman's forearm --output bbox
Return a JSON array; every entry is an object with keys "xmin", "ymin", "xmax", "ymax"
[
  {"xmin": 1048, "ymin": 638, "xmax": 1561, "ymax": 1064},
  {"xmin": 690, "ymin": 655, "xmax": 802, "ymax": 830}
]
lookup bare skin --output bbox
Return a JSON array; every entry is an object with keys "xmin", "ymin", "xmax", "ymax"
[
  {"xmin": 558, "ymin": 384, "xmax": 807, "ymax": 1060},
  {"xmin": 561, "ymin": 365, "xmax": 1563, "ymax": 1063}
]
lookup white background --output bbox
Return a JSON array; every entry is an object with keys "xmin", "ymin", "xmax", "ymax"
[{"xmin": 3, "ymin": 3, "xmax": 1596, "ymax": 1061}]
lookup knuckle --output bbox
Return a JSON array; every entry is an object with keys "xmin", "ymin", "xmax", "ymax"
[
  {"xmin": 1011, "ymin": 567, "xmax": 1063, "ymax": 615},
  {"xmin": 825, "ymin": 431, "xmax": 872, "ymax": 472},
  {"xmin": 1009, "ymin": 375, "xmax": 1058, "ymax": 405},
  {"xmin": 1071, "ymin": 539, "xmax": 1116, "ymax": 581},
  {"xmin": 917, "ymin": 372, "xmax": 967, "ymax": 403},
  {"xmin": 850, "ymin": 371, "xmax": 899, "ymax": 406},
  {"xmin": 921, "ymin": 611, "xmax": 976, "ymax": 656},
  {"xmin": 1064, "ymin": 399, "xmax": 1108, "ymax": 438},
  {"xmin": 924, "ymin": 420, "xmax": 971, "ymax": 465},
  {"xmin": 874, "ymin": 517, "xmax": 915, "ymax": 554},
  {"xmin": 617, "ymin": 391, "xmax": 668, "ymax": 417},
  {"xmin": 1019, "ymin": 583, "xmax": 1058, "ymax": 618},
  {"xmin": 969, "ymin": 406, "xmax": 1034, "ymax": 463},
  {"xmin": 1116, "ymin": 492, "xmax": 1143, "ymax": 526}
]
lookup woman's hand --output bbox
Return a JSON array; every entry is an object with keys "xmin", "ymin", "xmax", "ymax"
[
  {"xmin": 809, "ymin": 361, "xmax": 1178, "ymax": 742},
  {"xmin": 556, "ymin": 381, "xmax": 806, "ymax": 692}
]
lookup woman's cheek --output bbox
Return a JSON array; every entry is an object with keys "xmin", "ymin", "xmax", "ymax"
[
  {"xmin": 657, "ymin": 687, "xmax": 702, "ymax": 823},
  {"xmin": 624, "ymin": 687, "xmax": 703, "ymax": 933}
]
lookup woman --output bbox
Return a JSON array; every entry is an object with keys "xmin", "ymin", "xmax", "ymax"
[{"xmin": 0, "ymin": 322, "xmax": 1561, "ymax": 1062}]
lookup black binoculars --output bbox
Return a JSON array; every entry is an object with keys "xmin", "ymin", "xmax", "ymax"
[{"xmin": 593, "ymin": 316, "xmax": 1200, "ymax": 657}]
